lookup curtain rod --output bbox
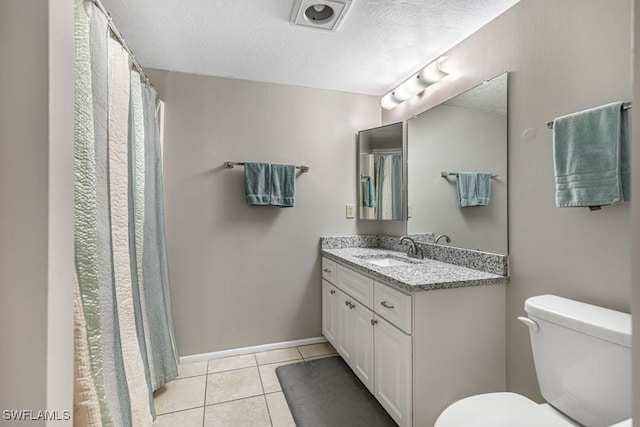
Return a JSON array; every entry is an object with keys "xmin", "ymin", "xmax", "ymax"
[{"xmin": 90, "ymin": 0, "xmax": 153, "ymax": 88}]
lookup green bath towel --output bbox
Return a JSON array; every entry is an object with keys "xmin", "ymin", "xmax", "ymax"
[
  {"xmin": 553, "ymin": 102, "xmax": 630, "ymax": 208},
  {"xmin": 270, "ymin": 164, "xmax": 295, "ymax": 207},
  {"xmin": 244, "ymin": 162, "xmax": 271, "ymax": 205}
]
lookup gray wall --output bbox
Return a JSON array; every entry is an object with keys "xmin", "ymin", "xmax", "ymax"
[
  {"xmin": 146, "ymin": 69, "xmax": 381, "ymax": 355},
  {"xmin": 382, "ymin": 0, "xmax": 632, "ymax": 401},
  {"xmin": 407, "ymin": 105, "xmax": 508, "ymax": 253},
  {"xmin": 0, "ymin": 0, "xmax": 49, "ymax": 422}
]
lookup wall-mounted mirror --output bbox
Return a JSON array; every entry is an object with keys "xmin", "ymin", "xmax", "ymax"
[
  {"xmin": 407, "ymin": 72, "xmax": 508, "ymax": 254},
  {"xmin": 358, "ymin": 122, "xmax": 404, "ymax": 220}
]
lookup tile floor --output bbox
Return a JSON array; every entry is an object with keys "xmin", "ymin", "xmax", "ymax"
[{"xmin": 152, "ymin": 342, "xmax": 338, "ymax": 426}]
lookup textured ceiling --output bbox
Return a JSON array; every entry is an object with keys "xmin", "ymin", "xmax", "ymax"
[
  {"xmin": 101, "ymin": 0, "xmax": 519, "ymax": 96},
  {"xmin": 445, "ymin": 72, "xmax": 508, "ymax": 114}
]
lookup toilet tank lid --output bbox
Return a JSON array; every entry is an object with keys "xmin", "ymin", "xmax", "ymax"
[{"xmin": 524, "ymin": 295, "xmax": 631, "ymax": 348}]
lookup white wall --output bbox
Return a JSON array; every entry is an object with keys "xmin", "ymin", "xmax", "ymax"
[
  {"xmin": 0, "ymin": 1, "xmax": 49, "ymax": 423},
  {"xmin": 383, "ymin": 0, "xmax": 632, "ymax": 400},
  {"xmin": 47, "ymin": 0, "xmax": 75, "ymax": 424},
  {"xmin": 0, "ymin": 2, "xmax": 75, "ymax": 425},
  {"xmin": 407, "ymin": 105, "xmax": 508, "ymax": 253},
  {"xmin": 146, "ymin": 69, "xmax": 381, "ymax": 355}
]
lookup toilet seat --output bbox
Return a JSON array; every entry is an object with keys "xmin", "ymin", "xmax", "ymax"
[{"xmin": 435, "ymin": 392, "xmax": 576, "ymax": 427}]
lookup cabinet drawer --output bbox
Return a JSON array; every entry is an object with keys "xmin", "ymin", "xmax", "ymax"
[
  {"xmin": 337, "ymin": 265, "xmax": 374, "ymax": 309},
  {"xmin": 322, "ymin": 257, "xmax": 337, "ymax": 284},
  {"xmin": 374, "ymin": 282, "xmax": 412, "ymax": 334}
]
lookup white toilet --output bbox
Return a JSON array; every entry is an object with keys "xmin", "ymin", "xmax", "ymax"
[{"xmin": 435, "ymin": 295, "xmax": 632, "ymax": 427}]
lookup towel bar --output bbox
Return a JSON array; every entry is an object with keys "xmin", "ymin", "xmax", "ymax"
[
  {"xmin": 441, "ymin": 171, "xmax": 498, "ymax": 179},
  {"xmin": 546, "ymin": 102, "xmax": 632, "ymax": 129},
  {"xmin": 224, "ymin": 161, "xmax": 309, "ymax": 172}
]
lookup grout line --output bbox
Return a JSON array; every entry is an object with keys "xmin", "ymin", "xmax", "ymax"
[
  {"xmin": 155, "ymin": 405, "xmax": 204, "ymax": 417},
  {"xmin": 204, "ymin": 392, "xmax": 267, "ymax": 408},
  {"xmin": 202, "ymin": 365, "xmax": 208, "ymax": 427},
  {"xmin": 263, "ymin": 393, "xmax": 274, "ymax": 427},
  {"xmin": 207, "ymin": 363, "xmax": 259, "ymax": 375}
]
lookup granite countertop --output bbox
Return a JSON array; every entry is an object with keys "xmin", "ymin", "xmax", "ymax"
[{"xmin": 322, "ymin": 247, "xmax": 508, "ymax": 293}]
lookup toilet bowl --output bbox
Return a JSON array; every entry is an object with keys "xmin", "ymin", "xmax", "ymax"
[
  {"xmin": 435, "ymin": 392, "xmax": 577, "ymax": 427},
  {"xmin": 435, "ymin": 295, "xmax": 632, "ymax": 427}
]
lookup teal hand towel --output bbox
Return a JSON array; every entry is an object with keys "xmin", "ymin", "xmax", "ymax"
[
  {"xmin": 456, "ymin": 172, "xmax": 492, "ymax": 207},
  {"xmin": 244, "ymin": 162, "xmax": 271, "ymax": 205},
  {"xmin": 270, "ymin": 164, "xmax": 295, "ymax": 207},
  {"xmin": 553, "ymin": 102, "xmax": 630, "ymax": 208},
  {"xmin": 362, "ymin": 176, "xmax": 376, "ymax": 208}
]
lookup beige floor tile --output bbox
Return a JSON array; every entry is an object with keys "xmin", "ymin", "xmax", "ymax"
[
  {"xmin": 265, "ymin": 392, "xmax": 296, "ymax": 427},
  {"xmin": 303, "ymin": 354, "xmax": 339, "ymax": 362},
  {"xmin": 208, "ymin": 353, "xmax": 256, "ymax": 374},
  {"xmin": 204, "ymin": 396, "xmax": 271, "ymax": 427},
  {"xmin": 297, "ymin": 342, "xmax": 337, "ymax": 359},
  {"xmin": 206, "ymin": 366, "xmax": 264, "ymax": 405},
  {"xmin": 177, "ymin": 361, "xmax": 208, "ymax": 379},
  {"xmin": 255, "ymin": 347, "xmax": 302, "ymax": 365},
  {"xmin": 153, "ymin": 376, "xmax": 206, "ymax": 415},
  {"xmin": 153, "ymin": 407, "xmax": 203, "ymax": 426},
  {"xmin": 258, "ymin": 359, "xmax": 303, "ymax": 394}
]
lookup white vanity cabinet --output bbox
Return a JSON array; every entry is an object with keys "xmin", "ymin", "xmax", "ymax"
[
  {"xmin": 374, "ymin": 314, "xmax": 412, "ymax": 426},
  {"xmin": 322, "ymin": 261, "xmax": 413, "ymax": 426},
  {"xmin": 321, "ymin": 256, "xmax": 506, "ymax": 427}
]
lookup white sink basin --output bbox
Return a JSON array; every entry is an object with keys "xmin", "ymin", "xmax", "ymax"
[{"xmin": 366, "ymin": 257, "xmax": 414, "ymax": 267}]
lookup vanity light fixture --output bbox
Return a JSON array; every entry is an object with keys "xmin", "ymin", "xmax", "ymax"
[{"xmin": 381, "ymin": 56, "xmax": 449, "ymax": 110}]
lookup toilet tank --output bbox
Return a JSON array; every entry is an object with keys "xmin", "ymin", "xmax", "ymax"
[{"xmin": 524, "ymin": 295, "xmax": 631, "ymax": 427}]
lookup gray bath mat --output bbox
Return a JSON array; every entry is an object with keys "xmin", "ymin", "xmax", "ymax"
[{"xmin": 275, "ymin": 356, "xmax": 397, "ymax": 427}]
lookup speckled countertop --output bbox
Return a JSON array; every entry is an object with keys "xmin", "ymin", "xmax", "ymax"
[{"xmin": 322, "ymin": 247, "xmax": 508, "ymax": 293}]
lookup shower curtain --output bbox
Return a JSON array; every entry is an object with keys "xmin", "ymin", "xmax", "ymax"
[
  {"xmin": 375, "ymin": 154, "xmax": 402, "ymax": 220},
  {"xmin": 74, "ymin": 1, "xmax": 178, "ymax": 425}
]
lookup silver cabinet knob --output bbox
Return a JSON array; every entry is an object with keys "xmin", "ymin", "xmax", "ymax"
[
  {"xmin": 371, "ymin": 319, "xmax": 378, "ymax": 326},
  {"xmin": 380, "ymin": 301, "xmax": 395, "ymax": 309},
  {"xmin": 330, "ymin": 289, "xmax": 335, "ymax": 295},
  {"xmin": 345, "ymin": 300, "xmax": 351, "ymax": 307},
  {"xmin": 350, "ymin": 302, "xmax": 355, "ymax": 309},
  {"xmin": 323, "ymin": 268, "xmax": 332, "ymax": 273}
]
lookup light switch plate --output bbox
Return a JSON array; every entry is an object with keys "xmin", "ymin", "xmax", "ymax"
[{"xmin": 346, "ymin": 204, "xmax": 355, "ymax": 219}]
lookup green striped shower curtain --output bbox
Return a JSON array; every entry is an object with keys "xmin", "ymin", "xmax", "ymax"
[
  {"xmin": 73, "ymin": 1, "xmax": 178, "ymax": 425},
  {"xmin": 375, "ymin": 154, "xmax": 403, "ymax": 220}
]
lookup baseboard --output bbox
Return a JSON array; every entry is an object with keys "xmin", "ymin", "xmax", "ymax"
[{"xmin": 179, "ymin": 336, "xmax": 328, "ymax": 364}]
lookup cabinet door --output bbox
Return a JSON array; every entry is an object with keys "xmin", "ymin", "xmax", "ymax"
[
  {"xmin": 335, "ymin": 289, "xmax": 354, "ymax": 365},
  {"xmin": 322, "ymin": 280, "xmax": 338, "ymax": 345},
  {"xmin": 374, "ymin": 315, "xmax": 412, "ymax": 427},
  {"xmin": 351, "ymin": 301, "xmax": 374, "ymax": 393}
]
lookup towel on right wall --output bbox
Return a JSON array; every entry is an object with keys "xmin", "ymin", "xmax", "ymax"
[{"xmin": 553, "ymin": 101, "xmax": 631, "ymax": 209}]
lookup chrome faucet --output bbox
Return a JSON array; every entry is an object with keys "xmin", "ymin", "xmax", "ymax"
[
  {"xmin": 399, "ymin": 236, "xmax": 424, "ymax": 259},
  {"xmin": 435, "ymin": 234, "xmax": 451, "ymax": 244}
]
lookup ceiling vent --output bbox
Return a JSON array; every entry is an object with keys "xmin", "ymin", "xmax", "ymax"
[{"xmin": 290, "ymin": 0, "xmax": 353, "ymax": 32}]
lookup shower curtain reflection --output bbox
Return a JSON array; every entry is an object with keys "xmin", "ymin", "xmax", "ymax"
[{"xmin": 375, "ymin": 154, "xmax": 403, "ymax": 220}]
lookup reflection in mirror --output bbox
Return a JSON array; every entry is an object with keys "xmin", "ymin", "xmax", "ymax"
[
  {"xmin": 358, "ymin": 123, "xmax": 404, "ymax": 220},
  {"xmin": 407, "ymin": 73, "xmax": 508, "ymax": 254}
]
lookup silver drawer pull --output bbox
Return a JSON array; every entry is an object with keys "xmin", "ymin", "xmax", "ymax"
[
  {"xmin": 323, "ymin": 268, "xmax": 332, "ymax": 273},
  {"xmin": 371, "ymin": 319, "xmax": 378, "ymax": 326},
  {"xmin": 380, "ymin": 301, "xmax": 395, "ymax": 309},
  {"xmin": 345, "ymin": 300, "xmax": 351, "ymax": 307},
  {"xmin": 330, "ymin": 289, "xmax": 335, "ymax": 295},
  {"xmin": 350, "ymin": 302, "xmax": 355, "ymax": 309}
]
